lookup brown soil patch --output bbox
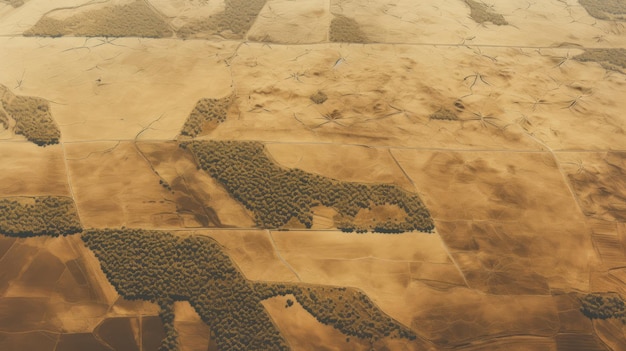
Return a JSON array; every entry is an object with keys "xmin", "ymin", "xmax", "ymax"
[
  {"xmin": 66, "ymin": 141, "xmax": 180, "ymax": 228},
  {"xmin": 558, "ymin": 152, "xmax": 626, "ymax": 222},
  {"xmin": 0, "ymin": 331, "xmax": 58, "ymax": 351},
  {"xmin": 137, "ymin": 141, "xmax": 255, "ymax": 228},
  {"xmin": 199, "ymin": 230, "xmax": 298, "ymax": 282},
  {"xmin": 142, "ymin": 316, "xmax": 166, "ymax": 351},
  {"xmin": 0, "ymin": 297, "xmax": 50, "ymax": 332},
  {"xmin": 55, "ymin": 333, "xmax": 112, "ymax": 351},
  {"xmin": 14, "ymin": 251, "xmax": 65, "ymax": 295},
  {"xmin": 0, "ymin": 143, "xmax": 69, "ymax": 196},
  {"xmin": 94, "ymin": 317, "xmax": 140, "ymax": 351}
]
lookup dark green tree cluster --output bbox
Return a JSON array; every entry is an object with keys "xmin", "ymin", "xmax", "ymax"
[
  {"xmin": 329, "ymin": 14, "xmax": 368, "ymax": 43},
  {"xmin": 580, "ymin": 293, "xmax": 626, "ymax": 323},
  {"xmin": 183, "ymin": 140, "xmax": 434, "ymax": 233},
  {"xmin": 254, "ymin": 282, "xmax": 417, "ymax": 341},
  {"xmin": 81, "ymin": 228, "xmax": 418, "ymax": 350},
  {"xmin": 180, "ymin": 96, "xmax": 232, "ymax": 137},
  {"xmin": 1, "ymin": 93, "xmax": 60, "ymax": 146},
  {"xmin": 24, "ymin": 0, "xmax": 172, "ymax": 38},
  {"xmin": 579, "ymin": 0, "xmax": 626, "ymax": 20},
  {"xmin": 177, "ymin": 0, "xmax": 267, "ymax": 39},
  {"xmin": 0, "ymin": 196, "xmax": 82, "ymax": 237},
  {"xmin": 573, "ymin": 48, "xmax": 626, "ymax": 73},
  {"xmin": 464, "ymin": 0, "xmax": 508, "ymax": 26},
  {"xmin": 81, "ymin": 229, "xmax": 289, "ymax": 351}
]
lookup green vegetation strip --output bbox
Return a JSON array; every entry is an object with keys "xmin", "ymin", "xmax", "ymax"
[
  {"xmin": 1, "ymin": 85, "xmax": 60, "ymax": 146},
  {"xmin": 81, "ymin": 229, "xmax": 417, "ymax": 350},
  {"xmin": 0, "ymin": 196, "xmax": 82, "ymax": 237},
  {"xmin": 580, "ymin": 293, "xmax": 626, "ymax": 323},
  {"xmin": 573, "ymin": 48, "xmax": 626, "ymax": 73},
  {"xmin": 25, "ymin": 0, "xmax": 172, "ymax": 38},
  {"xmin": 183, "ymin": 140, "xmax": 434, "ymax": 232},
  {"xmin": 180, "ymin": 96, "xmax": 232, "ymax": 137}
]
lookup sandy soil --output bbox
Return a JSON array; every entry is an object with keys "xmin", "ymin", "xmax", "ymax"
[{"xmin": 2, "ymin": 0, "xmax": 626, "ymax": 349}]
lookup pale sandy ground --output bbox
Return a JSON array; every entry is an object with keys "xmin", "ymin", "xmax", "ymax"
[{"xmin": 1, "ymin": 0, "xmax": 626, "ymax": 350}]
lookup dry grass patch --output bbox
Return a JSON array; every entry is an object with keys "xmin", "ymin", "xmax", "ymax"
[
  {"xmin": 330, "ymin": 14, "xmax": 368, "ymax": 43},
  {"xmin": 464, "ymin": 0, "xmax": 508, "ymax": 25},
  {"xmin": 579, "ymin": 0, "xmax": 626, "ymax": 21},
  {"xmin": 177, "ymin": 0, "xmax": 267, "ymax": 39},
  {"xmin": 429, "ymin": 108, "xmax": 459, "ymax": 121},
  {"xmin": 24, "ymin": 0, "xmax": 172, "ymax": 38},
  {"xmin": 573, "ymin": 48, "xmax": 626, "ymax": 73},
  {"xmin": 0, "ymin": 0, "xmax": 24, "ymax": 8}
]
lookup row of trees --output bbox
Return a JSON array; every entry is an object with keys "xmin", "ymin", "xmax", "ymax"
[
  {"xmin": 184, "ymin": 140, "xmax": 435, "ymax": 232},
  {"xmin": 0, "ymin": 196, "xmax": 82, "ymax": 237}
]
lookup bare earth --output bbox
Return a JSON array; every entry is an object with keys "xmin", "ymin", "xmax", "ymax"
[{"xmin": 1, "ymin": 0, "xmax": 626, "ymax": 350}]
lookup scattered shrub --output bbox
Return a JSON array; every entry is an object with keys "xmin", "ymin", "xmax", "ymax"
[
  {"xmin": 0, "ymin": 196, "xmax": 82, "ymax": 237},
  {"xmin": 310, "ymin": 91, "xmax": 328, "ymax": 104},
  {"xmin": 330, "ymin": 14, "xmax": 368, "ymax": 43},
  {"xmin": 580, "ymin": 293, "xmax": 626, "ymax": 323},
  {"xmin": 183, "ymin": 140, "xmax": 434, "ymax": 232},
  {"xmin": 25, "ymin": 0, "xmax": 172, "ymax": 38},
  {"xmin": 464, "ymin": 0, "xmax": 508, "ymax": 25}
]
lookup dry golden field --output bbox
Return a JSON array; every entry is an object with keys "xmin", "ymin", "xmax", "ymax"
[{"xmin": 1, "ymin": 0, "xmax": 626, "ymax": 350}]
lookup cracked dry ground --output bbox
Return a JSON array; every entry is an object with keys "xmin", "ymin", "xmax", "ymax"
[{"xmin": 1, "ymin": 0, "xmax": 626, "ymax": 350}]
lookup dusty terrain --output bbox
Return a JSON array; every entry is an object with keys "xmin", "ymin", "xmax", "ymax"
[{"xmin": 1, "ymin": 0, "xmax": 626, "ymax": 350}]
